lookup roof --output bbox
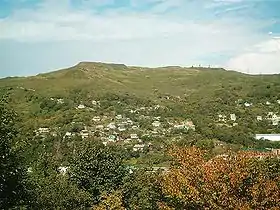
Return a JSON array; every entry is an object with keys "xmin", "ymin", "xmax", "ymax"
[{"xmin": 255, "ymin": 134, "xmax": 280, "ymax": 141}]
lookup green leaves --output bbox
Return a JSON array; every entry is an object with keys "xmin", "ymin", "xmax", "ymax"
[
  {"xmin": 0, "ymin": 97, "xmax": 26, "ymax": 209},
  {"xmin": 70, "ymin": 142, "xmax": 128, "ymax": 203}
]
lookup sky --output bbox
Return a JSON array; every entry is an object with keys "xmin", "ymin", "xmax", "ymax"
[{"xmin": 0, "ymin": 0, "xmax": 280, "ymax": 77}]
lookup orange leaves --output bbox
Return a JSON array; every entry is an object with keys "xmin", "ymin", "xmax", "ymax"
[{"xmin": 160, "ymin": 146, "xmax": 280, "ymax": 209}]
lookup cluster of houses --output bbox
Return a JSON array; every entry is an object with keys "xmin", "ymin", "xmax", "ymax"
[
  {"xmin": 217, "ymin": 112, "xmax": 280, "ymax": 126},
  {"xmin": 35, "ymin": 107, "xmax": 196, "ymax": 152},
  {"xmin": 34, "ymin": 96, "xmax": 280, "ymax": 155},
  {"xmin": 236, "ymin": 99, "xmax": 280, "ymax": 107},
  {"xmin": 50, "ymin": 98, "xmax": 64, "ymax": 104}
]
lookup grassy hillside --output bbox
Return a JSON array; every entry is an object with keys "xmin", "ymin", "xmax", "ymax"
[{"xmin": 1, "ymin": 62, "xmax": 280, "ymax": 166}]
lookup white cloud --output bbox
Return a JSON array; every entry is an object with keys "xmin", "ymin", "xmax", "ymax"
[
  {"xmin": 226, "ymin": 38, "xmax": 280, "ymax": 74},
  {"xmin": 0, "ymin": 0, "xmax": 279, "ymax": 76}
]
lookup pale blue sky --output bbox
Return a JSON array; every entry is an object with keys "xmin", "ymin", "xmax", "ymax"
[{"xmin": 1, "ymin": 0, "xmax": 280, "ymax": 77}]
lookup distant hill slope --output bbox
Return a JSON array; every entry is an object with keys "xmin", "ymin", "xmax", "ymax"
[{"xmin": 1, "ymin": 62, "xmax": 280, "ymax": 148}]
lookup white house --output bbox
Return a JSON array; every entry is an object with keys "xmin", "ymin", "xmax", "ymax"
[
  {"xmin": 117, "ymin": 123, "xmax": 126, "ymax": 131},
  {"xmin": 77, "ymin": 104, "xmax": 85, "ymax": 109},
  {"xmin": 230, "ymin": 114, "xmax": 236, "ymax": 121},
  {"xmin": 266, "ymin": 101, "xmax": 271, "ymax": 105},
  {"xmin": 27, "ymin": 167, "xmax": 33, "ymax": 173},
  {"xmin": 80, "ymin": 130, "xmax": 89, "ymax": 139},
  {"xmin": 38, "ymin": 127, "xmax": 50, "ymax": 134},
  {"xmin": 271, "ymin": 114, "xmax": 280, "ymax": 126},
  {"xmin": 154, "ymin": 105, "xmax": 160, "ymax": 110},
  {"xmin": 126, "ymin": 119, "xmax": 133, "ymax": 125},
  {"xmin": 218, "ymin": 114, "xmax": 226, "ymax": 122},
  {"xmin": 185, "ymin": 121, "xmax": 196, "ymax": 131},
  {"xmin": 107, "ymin": 123, "xmax": 116, "ymax": 130},
  {"xmin": 277, "ymin": 100, "xmax": 280, "ymax": 104},
  {"xmin": 255, "ymin": 134, "xmax": 280, "ymax": 142},
  {"xmin": 267, "ymin": 112, "xmax": 274, "ymax": 119},
  {"xmin": 92, "ymin": 116, "xmax": 101, "ymax": 122},
  {"xmin": 152, "ymin": 121, "xmax": 161, "ymax": 127},
  {"xmin": 108, "ymin": 135, "xmax": 116, "ymax": 142},
  {"xmin": 116, "ymin": 115, "xmax": 122, "ymax": 120},
  {"xmin": 133, "ymin": 144, "xmax": 145, "ymax": 152},
  {"xmin": 58, "ymin": 166, "xmax": 69, "ymax": 175},
  {"xmin": 174, "ymin": 124, "xmax": 185, "ymax": 129},
  {"xmin": 154, "ymin": 116, "xmax": 161, "ymax": 120},
  {"xmin": 244, "ymin": 102, "xmax": 252, "ymax": 107},
  {"xmin": 92, "ymin": 100, "xmax": 98, "ymax": 106},
  {"xmin": 257, "ymin": 116, "xmax": 263, "ymax": 121},
  {"xmin": 57, "ymin": 99, "xmax": 64, "ymax": 104},
  {"xmin": 96, "ymin": 125, "xmax": 104, "ymax": 130},
  {"xmin": 130, "ymin": 134, "xmax": 138, "ymax": 139},
  {"xmin": 64, "ymin": 132, "xmax": 74, "ymax": 139},
  {"xmin": 132, "ymin": 125, "xmax": 139, "ymax": 130}
]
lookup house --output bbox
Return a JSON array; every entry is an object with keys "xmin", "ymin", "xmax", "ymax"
[
  {"xmin": 151, "ymin": 130, "xmax": 158, "ymax": 134},
  {"xmin": 64, "ymin": 132, "xmax": 73, "ymax": 138},
  {"xmin": 152, "ymin": 121, "xmax": 161, "ymax": 127},
  {"xmin": 230, "ymin": 114, "xmax": 236, "ymax": 121},
  {"xmin": 92, "ymin": 100, "xmax": 99, "ymax": 106},
  {"xmin": 133, "ymin": 144, "xmax": 145, "ymax": 152},
  {"xmin": 37, "ymin": 127, "xmax": 50, "ymax": 134},
  {"xmin": 126, "ymin": 119, "xmax": 133, "ymax": 125},
  {"xmin": 185, "ymin": 121, "xmax": 196, "ymax": 131},
  {"xmin": 36, "ymin": 127, "xmax": 50, "ymax": 137},
  {"xmin": 108, "ymin": 135, "xmax": 116, "ymax": 142},
  {"xmin": 107, "ymin": 123, "xmax": 116, "ymax": 130},
  {"xmin": 218, "ymin": 114, "xmax": 226, "ymax": 122},
  {"xmin": 174, "ymin": 124, "xmax": 185, "ymax": 129},
  {"xmin": 154, "ymin": 105, "xmax": 160, "ymax": 110},
  {"xmin": 77, "ymin": 104, "xmax": 85, "ymax": 109},
  {"xmin": 58, "ymin": 166, "xmax": 69, "ymax": 175},
  {"xmin": 255, "ymin": 134, "xmax": 280, "ymax": 142},
  {"xmin": 271, "ymin": 114, "xmax": 279, "ymax": 126},
  {"xmin": 118, "ymin": 127, "xmax": 126, "ymax": 132},
  {"xmin": 272, "ymin": 119, "xmax": 279, "ymax": 126},
  {"xmin": 92, "ymin": 116, "xmax": 101, "ymax": 122},
  {"xmin": 118, "ymin": 123, "xmax": 126, "ymax": 131},
  {"xmin": 123, "ymin": 139, "xmax": 131, "ymax": 144},
  {"xmin": 57, "ymin": 99, "xmax": 64, "ymax": 104},
  {"xmin": 27, "ymin": 167, "xmax": 33, "ymax": 173},
  {"xmin": 132, "ymin": 125, "xmax": 139, "ymax": 130},
  {"xmin": 272, "ymin": 149, "xmax": 280, "ymax": 155},
  {"xmin": 257, "ymin": 116, "xmax": 263, "ymax": 121},
  {"xmin": 130, "ymin": 134, "xmax": 138, "ymax": 139},
  {"xmin": 154, "ymin": 116, "xmax": 161, "ymax": 120},
  {"xmin": 80, "ymin": 130, "xmax": 89, "ymax": 139},
  {"xmin": 267, "ymin": 112, "xmax": 274, "ymax": 119},
  {"xmin": 152, "ymin": 167, "xmax": 169, "ymax": 173},
  {"xmin": 96, "ymin": 125, "xmax": 104, "ymax": 130},
  {"xmin": 277, "ymin": 100, "xmax": 280, "ymax": 104},
  {"xmin": 244, "ymin": 102, "xmax": 252, "ymax": 107},
  {"xmin": 116, "ymin": 115, "xmax": 122, "ymax": 120},
  {"xmin": 266, "ymin": 101, "xmax": 271, "ymax": 105}
]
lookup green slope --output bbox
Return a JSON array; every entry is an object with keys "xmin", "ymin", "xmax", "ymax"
[{"xmin": 1, "ymin": 62, "xmax": 280, "ymax": 151}]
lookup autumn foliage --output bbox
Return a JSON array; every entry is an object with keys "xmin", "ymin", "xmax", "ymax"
[{"xmin": 160, "ymin": 147, "xmax": 280, "ymax": 210}]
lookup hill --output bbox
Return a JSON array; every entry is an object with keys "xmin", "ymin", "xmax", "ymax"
[{"xmin": 1, "ymin": 62, "xmax": 280, "ymax": 166}]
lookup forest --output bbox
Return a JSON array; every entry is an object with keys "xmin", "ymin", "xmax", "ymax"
[
  {"xmin": 1, "ymin": 97, "xmax": 280, "ymax": 209},
  {"xmin": 1, "ymin": 63, "xmax": 280, "ymax": 209}
]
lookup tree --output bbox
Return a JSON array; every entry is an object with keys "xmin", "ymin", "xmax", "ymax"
[
  {"xmin": 93, "ymin": 190, "xmax": 125, "ymax": 210},
  {"xmin": 26, "ymin": 152, "xmax": 91, "ymax": 210},
  {"xmin": 69, "ymin": 142, "xmax": 128, "ymax": 204},
  {"xmin": 0, "ymin": 97, "xmax": 26, "ymax": 209},
  {"xmin": 123, "ymin": 169, "xmax": 162, "ymax": 210},
  {"xmin": 160, "ymin": 146, "xmax": 280, "ymax": 209}
]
